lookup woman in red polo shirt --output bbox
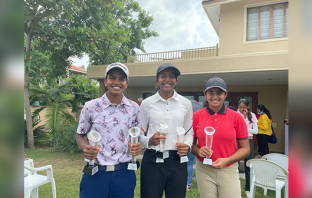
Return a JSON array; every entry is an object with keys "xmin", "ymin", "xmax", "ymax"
[{"xmin": 191, "ymin": 77, "xmax": 250, "ymax": 198}]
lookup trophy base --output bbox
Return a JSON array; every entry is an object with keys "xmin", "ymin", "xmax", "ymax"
[
  {"xmin": 203, "ymin": 158, "xmax": 213, "ymax": 165},
  {"xmin": 127, "ymin": 163, "xmax": 137, "ymax": 170},
  {"xmin": 83, "ymin": 164, "xmax": 99, "ymax": 176},
  {"xmin": 180, "ymin": 156, "xmax": 189, "ymax": 163}
]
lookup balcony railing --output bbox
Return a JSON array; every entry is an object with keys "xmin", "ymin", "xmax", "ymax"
[{"xmin": 126, "ymin": 44, "xmax": 218, "ymax": 63}]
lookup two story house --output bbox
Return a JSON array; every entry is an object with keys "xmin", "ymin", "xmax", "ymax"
[{"xmin": 87, "ymin": 0, "xmax": 289, "ymax": 154}]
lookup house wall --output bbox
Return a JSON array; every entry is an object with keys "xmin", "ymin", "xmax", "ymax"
[
  {"xmin": 219, "ymin": 0, "xmax": 289, "ymax": 56},
  {"xmin": 125, "ymin": 86, "xmax": 156, "ymax": 101},
  {"xmin": 125, "ymin": 84, "xmax": 288, "ymax": 153},
  {"xmin": 87, "ymin": 51, "xmax": 288, "ymax": 79}
]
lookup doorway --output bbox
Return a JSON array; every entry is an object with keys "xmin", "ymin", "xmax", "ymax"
[{"xmin": 179, "ymin": 92, "xmax": 205, "ymax": 107}]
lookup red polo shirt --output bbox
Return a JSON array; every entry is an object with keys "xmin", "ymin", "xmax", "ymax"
[{"xmin": 193, "ymin": 105, "xmax": 248, "ymax": 167}]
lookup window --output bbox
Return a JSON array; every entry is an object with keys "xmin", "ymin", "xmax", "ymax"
[{"xmin": 247, "ymin": 2, "xmax": 288, "ymax": 41}]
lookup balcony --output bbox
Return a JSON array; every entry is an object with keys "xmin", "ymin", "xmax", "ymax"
[{"xmin": 126, "ymin": 44, "xmax": 219, "ymax": 63}]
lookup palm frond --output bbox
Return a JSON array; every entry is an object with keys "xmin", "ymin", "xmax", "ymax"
[
  {"xmin": 67, "ymin": 100, "xmax": 79, "ymax": 112},
  {"xmin": 45, "ymin": 103, "xmax": 67, "ymax": 144},
  {"xmin": 29, "ymin": 87, "xmax": 49, "ymax": 101},
  {"xmin": 64, "ymin": 112, "xmax": 74, "ymax": 121},
  {"xmin": 32, "ymin": 106, "xmax": 46, "ymax": 118}
]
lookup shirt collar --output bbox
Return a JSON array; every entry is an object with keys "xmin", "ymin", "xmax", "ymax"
[
  {"xmin": 153, "ymin": 90, "xmax": 178, "ymax": 102},
  {"xmin": 101, "ymin": 92, "xmax": 131, "ymax": 109},
  {"xmin": 206, "ymin": 104, "xmax": 227, "ymax": 115}
]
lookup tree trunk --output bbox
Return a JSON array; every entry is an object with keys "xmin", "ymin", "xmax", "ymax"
[{"xmin": 25, "ymin": 34, "xmax": 35, "ymax": 149}]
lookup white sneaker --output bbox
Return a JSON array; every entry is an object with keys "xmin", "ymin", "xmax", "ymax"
[{"xmin": 245, "ymin": 191, "xmax": 250, "ymax": 197}]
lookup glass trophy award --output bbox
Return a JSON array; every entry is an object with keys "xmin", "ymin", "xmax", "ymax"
[
  {"xmin": 128, "ymin": 127, "xmax": 140, "ymax": 170},
  {"xmin": 83, "ymin": 130, "xmax": 101, "ymax": 176},
  {"xmin": 176, "ymin": 126, "xmax": 188, "ymax": 163},
  {"xmin": 203, "ymin": 126, "xmax": 215, "ymax": 165},
  {"xmin": 156, "ymin": 122, "xmax": 169, "ymax": 152}
]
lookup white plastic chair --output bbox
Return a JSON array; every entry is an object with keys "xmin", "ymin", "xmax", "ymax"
[
  {"xmin": 24, "ymin": 159, "xmax": 56, "ymax": 198},
  {"xmin": 246, "ymin": 159, "xmax": 288, "ymax": 198},
  {"xmin": 262, "ymin": 153, "xmax": 288, "ymax": 197},
  {"xmin": 262, "ymin": 153, "xmax": 288, "ymax": 173},
  {"xmin": 24, "ymin": 159, "xmax": 35, "ymax": 177}
]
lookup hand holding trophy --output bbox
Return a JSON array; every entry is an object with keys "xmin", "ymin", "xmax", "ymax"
[
  {"xmin": 128, "ymin": 127, "xmax": 140, "ymax": 170},
  {"xmin": 83, "ymin": 130, "xmax": 101, "ymax": 176},
  {"xmin": 156, "ymin": 122, "xmax": 169, "ymax": 152},
  {"xmin": 176, "ymin": 126, "xmax": 189, "ymax": 163},
  {"xmin": 203, "ymin": 126, "xmax": 215, "ymax": 165}
]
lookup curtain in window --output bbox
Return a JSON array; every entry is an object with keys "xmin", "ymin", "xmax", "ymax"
[
  {"xmin": 273, "ymin": 4, "xmax": 284, "ymax": 38},
  {"xmin": 248, "ymin": 8, "xmax": 258, "ymax": 41},
  {"xmin": 260, "ymin": 6, "xmax": 270, "ymax": 39}
]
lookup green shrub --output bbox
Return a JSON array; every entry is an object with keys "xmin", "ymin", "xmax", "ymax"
[{"xmin": 55, "ymin": 119, "xmax": 81, "ymax": 154}]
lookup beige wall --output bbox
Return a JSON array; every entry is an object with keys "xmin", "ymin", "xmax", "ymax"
[
  {"xmin": 126, "ymin": 84, "xmax": 288, "ymax": 153},
  {"xmin": 124, "ymin": 86, "xmax": 156, "ymax": 102},
  {"xmin": 88, "ymin": 52, "xmax": 288, "ymax": 79},
  {"xmin": 219, "ymin": 0, "xmax": 288, "ymax": 56}
]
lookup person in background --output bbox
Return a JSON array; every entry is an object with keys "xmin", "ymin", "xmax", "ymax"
[
  {"xmin": 255, "ymin": 104, "xmax": 272, "ymax": 158},
  {"xmin": 229, "ymin": 105, "xmax": 238, "ymax": 111},
  {"xmin": 186, "ymin": 100, "xmax": 203, "ymax": 190},
  {"xmin": 237, "ymin": 99, "xmax": 258, "ymax": 197},
  {"xmin": 192, "ymin": 77, "xmax": 250, "ymax": 198},
  {"xmin": 139, "ymin": 63, "xmax": 193, "ymax": 198},
  {"xmin": 76, "ymin": 62, "xmax": 142, "ymax": 198},
  {"xmin": 137, "ymin": 97, "xmax": 143, "ymax": 107}
]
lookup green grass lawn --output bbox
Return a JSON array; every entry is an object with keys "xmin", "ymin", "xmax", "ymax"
[{"xmin": 24, "ymin": 148, "xmax": 282, "ymax": 198}]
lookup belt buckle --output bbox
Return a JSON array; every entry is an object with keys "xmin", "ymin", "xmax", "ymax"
[{"xmin": 106, "ymin": 165, "xmax": 115, "ymax": 172}]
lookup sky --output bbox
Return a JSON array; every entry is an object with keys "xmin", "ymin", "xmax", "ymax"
[{"xmin": 71, "ymin": 0, "xmax": 219, "ymax": 67}]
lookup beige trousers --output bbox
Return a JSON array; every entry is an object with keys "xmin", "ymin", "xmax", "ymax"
[{"xmin": 195, "ymin": 159, "xmax": 242, "ymax": 198}]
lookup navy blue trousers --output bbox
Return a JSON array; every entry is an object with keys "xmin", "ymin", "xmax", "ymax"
[{"xmin": 79, "ymin": 168, "xmax": 136, "ymax": 198}]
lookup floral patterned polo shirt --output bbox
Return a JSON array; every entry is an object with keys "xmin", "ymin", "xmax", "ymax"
[{"xmin": 77, "ymin": 92, "xmax": 141, "ymax": 165}]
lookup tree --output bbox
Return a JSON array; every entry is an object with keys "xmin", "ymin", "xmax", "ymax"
[
  {"xmin": 25, "ymin": 37, "xmax": 70, "ymax": 87},
  {"xmin": 79, "ymin": 65, "xmax": 86, "ymax": 70},
  {"xmin": 24, "ymin": 0, "xmax": 158, "ymax": 148},
  {"xmin": 29, "ymin": 80, "xmax": 75, "ymax": 147},
  {"xmin": 29, "ymin": 76, "xmax": 99, "ymax": 146},
  {"xmin": 24, "ymin": 0, "xmax": 82, "ymax": 148},
  {"xmin": 80, "ymin": 0, "xmax": 159, "ymax": 65},
  {"xmin": 24, "ymin": 0, "xmax": 113, "ymax": 148},
  {"xmin": 69, "ymin": 75, "xmax": 99, "ymax": 108}
]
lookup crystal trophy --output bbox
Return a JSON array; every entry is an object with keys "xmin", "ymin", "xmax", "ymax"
[
  {"xmin": 203, "ymin": 126, "xmax": 215, "ymax": 165},
  {"xmin": 128, "ymin": 127, "xmax": 140, "ymax": 170},
  {"xmin": 176, "ymin": 126, "xmax": 189, "ymax": 163},
  {"xmin": 83, "ymin": 130, "xmax": 101, "ymax": 175},
  {"xmin": 155, "ymin": 122, "xmax": 169, "ymax": 163},
  {"xmin": 156, "ymin": 122, "xmax": 168, "ymax": 152}
]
